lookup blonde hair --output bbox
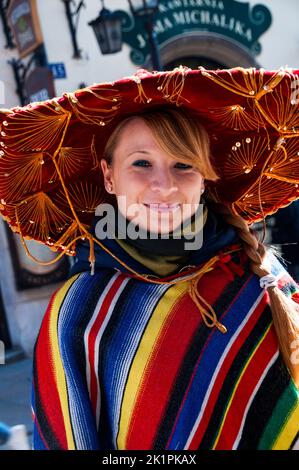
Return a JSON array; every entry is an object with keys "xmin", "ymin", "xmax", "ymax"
[
  {"xmin": 103, "ymin": 106, "xmax": 299, "ymax": 383},
  {"xmin": 103, "ymin": 105, "xmax": 219, "ymax": 181}
]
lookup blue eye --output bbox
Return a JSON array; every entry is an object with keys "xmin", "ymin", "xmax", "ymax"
[
  {"xmin": 175, "ymin": 162, "xmax": 193, "ymax": 169},
  {"xmin": 133, "ymin": 160, "xmax": 150, "ymax": 167},
  {"xmin": 132, "ymin": 160, "xmax": 192, "ymax": 169}
]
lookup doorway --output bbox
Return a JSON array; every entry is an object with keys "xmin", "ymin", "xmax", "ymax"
[{"xmin": 165, "ymin": 56, "xmax": 226, "ymax": 70}]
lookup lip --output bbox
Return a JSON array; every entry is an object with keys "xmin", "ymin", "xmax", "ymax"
[{"xmin": 143, "ymin": 203, "xmax": 181, "ymax": 212}]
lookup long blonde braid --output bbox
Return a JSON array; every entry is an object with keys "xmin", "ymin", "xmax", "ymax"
[{"xmin": 208, "ymin": 199, "xmax": 299, "ymax": 384}]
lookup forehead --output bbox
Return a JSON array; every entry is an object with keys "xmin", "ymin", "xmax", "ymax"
[{"xmin": 116, "ymin": 117, "xmax": 158, "ymax": 150}]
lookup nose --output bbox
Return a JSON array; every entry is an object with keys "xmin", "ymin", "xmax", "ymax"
[{"xmin": 149, "ymin": 165, "xmax": 178, "ymax": 196}]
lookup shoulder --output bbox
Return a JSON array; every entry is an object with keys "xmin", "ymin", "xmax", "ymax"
[
  {"xmin": 53, "ymin": 269, "xmax": 120, "ymax": 307},
  {"xmin": 38, "ymin": 270, "xmax": 112, "ymax": 329},
  {"xmin": 263, "ymin": 247, "xmax": 299, "ymax": 303},
  {"xmin": 262, "ymin": 248, "xmax": 299, "ymax": 389},
  {"xmin": 227, "ymin": 244, "xmax": 299, "ymax": 301}
]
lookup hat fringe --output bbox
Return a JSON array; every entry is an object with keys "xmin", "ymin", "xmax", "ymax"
[
  {"xmin": 201, "ymin": 67, "xmax": 285, "ymax": 99},
  {"xmin": 156, "ymin": 65, "xmax": 191, "ymax": 106}
]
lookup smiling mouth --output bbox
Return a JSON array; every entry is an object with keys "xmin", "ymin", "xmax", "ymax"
[{"xmin": 143, "ymin": 203, "xmax": 181, "ymax": 212}]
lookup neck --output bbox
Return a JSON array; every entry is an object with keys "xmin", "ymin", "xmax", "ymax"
[{"xmin": 109, "ymin": 203, "xmax": 208, "ymax": 256}]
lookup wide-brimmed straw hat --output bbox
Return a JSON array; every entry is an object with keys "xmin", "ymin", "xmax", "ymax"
[{"xmin": 0, "ymin": 65, "xmax": 298, "ymax": 266}]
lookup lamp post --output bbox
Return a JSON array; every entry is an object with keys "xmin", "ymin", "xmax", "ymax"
[
  {"xmin": 127, "ymin": 0, "xmax": 162, "ymax": 71},
  {"xmin": 89, "ymin": 0, "xmax": 163, "ymax": 71},
  {"xmin": 0, "ymin": 0, "xmax": 15, "ymax": 48},
  {"xmin": 88, "ymin": 1, "xmax": 122, "ymax": 54},
  {"xmin": 62, "ymin": 0, "xmax": 86, "ymax": 59}
]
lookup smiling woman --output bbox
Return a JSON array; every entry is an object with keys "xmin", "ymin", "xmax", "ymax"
[
  {"xmin": 30, "ymin": 104, "xmax": 299, "ymax": 450},
  {"xmin": 1, "ymin": 67, "xmax": 297, "ymax": 450},
  {"xmin": 100, "ymin": 107, "xmax": 211, "ymax": 235}
]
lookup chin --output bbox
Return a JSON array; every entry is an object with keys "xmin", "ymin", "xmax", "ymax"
[{"xmin": 140, "ymin": 220, "xmax": 182, "ymax": 235}]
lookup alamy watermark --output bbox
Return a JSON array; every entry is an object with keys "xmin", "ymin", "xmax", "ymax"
[{"xmin": 94, "ymin": 198, "xmax": 205, "ymax": 251}]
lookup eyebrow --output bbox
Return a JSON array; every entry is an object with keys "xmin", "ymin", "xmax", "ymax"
[{"xmin": 126, "ymin": 149, "xmax": 152, "ymax": 158}]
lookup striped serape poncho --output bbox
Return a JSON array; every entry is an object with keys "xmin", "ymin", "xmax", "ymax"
[{"xmin": 31, "ymin": 238, "xmax": 299, "ymax": 450}]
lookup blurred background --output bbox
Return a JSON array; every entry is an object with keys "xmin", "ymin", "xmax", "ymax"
[{"xmin": 0, "ymin": 0, "xmax": 298, "ymax": 449}]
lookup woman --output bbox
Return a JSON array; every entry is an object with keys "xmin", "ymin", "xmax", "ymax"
[{"xmin": 31, "ymin": 105, "xmax": 299, "ymax": 450}]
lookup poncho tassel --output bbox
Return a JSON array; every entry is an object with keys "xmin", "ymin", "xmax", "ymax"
[
  {"xmin": 188, "ymin": 276, "xmax": 227, "ymax": 334},
  {"xmin": 187, "ymin": 255, "xmax": 228, "ymax": 334}
]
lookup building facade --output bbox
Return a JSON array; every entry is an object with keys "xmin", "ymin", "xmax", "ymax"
[{"xmin": 0, "ymin": 0, "xmax": 298, "ymax": 357}]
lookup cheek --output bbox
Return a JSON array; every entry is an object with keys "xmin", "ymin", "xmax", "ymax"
[
  {"xmin": 180, "ymin": 175, "xmax": 204, "ymax": 192},
  {"xmin": 113, "ymin": 171, "xmax": 146, "ymax": 202},
  {"xmin": 117, "ymin": 172, "xmax": 148, "ymax": 194}
]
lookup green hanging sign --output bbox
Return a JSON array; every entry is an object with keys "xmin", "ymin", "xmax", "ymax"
[{"xmin": 115, "ymin": 0, "xmax": 272, "ymax": 66}]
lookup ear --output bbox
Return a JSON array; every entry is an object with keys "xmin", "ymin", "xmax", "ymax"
[
  {"xmin": 100, "ymin": 158, "xmax": 115, "ymax": 194},
  {"xmin": 100, "ymin": 158, "xmax": 112, "ymax": 180}
]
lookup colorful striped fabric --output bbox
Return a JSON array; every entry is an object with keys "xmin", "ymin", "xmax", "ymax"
[{"xmin": 31, "ymin": 246, "xmax": 299, "ymax": 450}]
